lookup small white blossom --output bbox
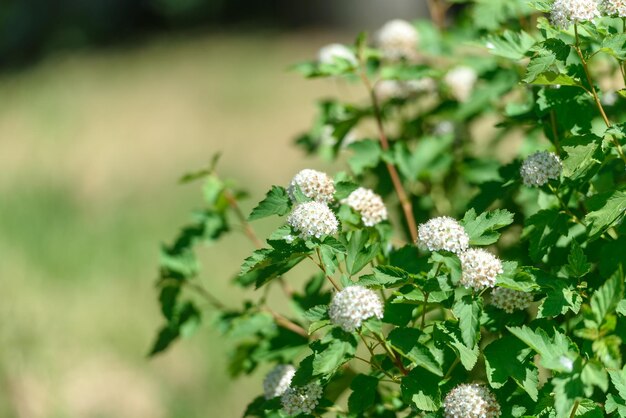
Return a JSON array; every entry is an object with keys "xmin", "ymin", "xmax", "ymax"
[
  {"xmin": 603, "ymin": 0, "xmax": 626, "ymax": 16},
  {"xmin": 434, "ymin": 121, "xmax": 455, "ymax": 136},
  {"xmin": 284, "ymin": 234, "xmax": 295, "ymax": 244},
  {"xmin": 281, "ymin": 382, "xmax": 323, "ymax": 416},
  {"xmin": 601, "ymin": 91, "xmax": 618, "ymax": 106},
  {"xmin": 263, "ymin": 364, "xmax": 296, "ymax": 399},
  {"xmin": 444, "ymin": 383, "xmax": 501, "ymax": 418},
  {"xmin": 417, "ymin": 216, "xmax": 470, "ymax": 254},
  {"xmin": 459, "ymin": 249, "xmax": 503, "ymax": 290},
  {"xmin": 551, "ymin": 0, "xmax": 601, "ymax": 29},
  {"xmin": 375, "ymin": 19, "xmax": 419, "ymax": 60},
  {"xmin": 288, "ymin": 169, "xmax": 335, "ymax": 203},
  {"xmin": 559, "ymin": 356, "xmax": 574, "ymax": 372},
  {"xmin": 318, "ymin": 43, "xmax": 358, "ymax": 66},
  {"xmin": 444, "ymin": 66, "xmax": 478, "ymax": 102},
  {"xmin": 374, "ymin": 78, "xmax": 435, "ymax": 101},
  {"xmin": 490, "ymin": 287, "xmax": 533, "ymax": 313},
  {"xmin": 287, "ymin": 202, "xmax": 339, "ymax": 240},
  {"xmin": 329, "ymin": 286, "xmax": 384, "ymax": 332},
  {"xmin": 342, "ymin": 187, "xmax": 388, "ymax": 226},
  {"xmin": 520, "ymin": 151, "xmax": 562, "ymax": 187}
]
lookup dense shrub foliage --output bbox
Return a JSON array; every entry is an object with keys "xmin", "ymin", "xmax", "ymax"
[{"xmin": 150, "ymin": 1, "xmax": 626, "ymax": 416}]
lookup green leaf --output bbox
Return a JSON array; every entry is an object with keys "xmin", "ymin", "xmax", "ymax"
[
  {"xmin": 589, "ymin": 271, "xmax": 624, "ymax": 328},
  {"xmin": 461, "ymin": 208, "xmax": 514, "ymax": 245},
  {"xmin": 483, "ymin": 336, "xmax": 539, "ymax": 400},
  {"xmin": 348, "ymin": 375, "xmax": 378, "ymax": 414},
  {"xmin": 523, "ymin": 208, "xmax": 571, "ymax": 262},
  {"xmin": 566, "ymin": 241, "xmax": 591, "ymax": 278},
  {"xmin": 507, "ymin": 325, "xmax": 573, "ymax": 371},
  {"xmin": 452, "ymin": 293, "xmax": 483, "ymax": 347},
  {"xmin": 388, "ymin": 328, "xmax": 443, "ymax": 376},
  {"xmin": 585, "ymin": 191, "xmax": 626, "ymax": 240},
  {"xmin": 347, "ymin": 139, "xmax": 382, "ymax": 175},
  {"xmin": 561, "ymin": 135, "xmax": 602, "ymax": 183},
  {"xmin": 401, "ymin": 368, "xmax": 441, "ymax": 412},
  {"xmin": 602, "ymin": 33, "xmax": 626, "ymax": 60},
  {"xmin": 524, "ymin": 39, "xmax": 570, "ymax": 83},
  {"xmin": 434, "ymin": 323, "xmax": 479, "ymax": 371},
  {"xmin": 530, "ymin": 71, "xmax": 581, "ymax": 87},
  {"xmin": 248, "ymin": 186, "xmax": 291, "ymax": 221},
  {"xmin": 303, "ymin": 305, "xmax": 328, "ymax": 322},
  {"xmin": 484, "ymin": 30, "xmax": 536, "ymax": 60},
  {"xmin": 345, "ymin": 230, "xmax": 380, "ymax": 275},
  {"xmin": 537, "ymin": 282, "xmax": 582, "ymax": 318},
  {"xmin": 311, "ymin": 330, "xmax": 357, "ymax": 376},
  {"xmin": 617, "ymin": 300, "xmax": 626, "ymax": 316},
  {"xmin": 609, "ymin": 366, "xmax": 626, "ymax": 401}
]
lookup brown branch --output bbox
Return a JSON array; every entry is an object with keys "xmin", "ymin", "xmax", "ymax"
[
  {"xmin": 264, "ymin": 307, "xmax": 309, "ymax": 339},
  {"xmin": 223, "ymin": 188, "xmax": 294, "ymax": 297},
  {"xmin": 357, "ymin": 67, "xmax": 419, "ymax": 242}
]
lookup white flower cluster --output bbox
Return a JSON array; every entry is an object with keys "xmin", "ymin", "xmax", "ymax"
[
  {"xmin": 459, "ymin": 249, "xmax": 503, "ymax": 290},
  {"xmin": 444, "ymin": 383, "xmax": 501, "ymax": 418},
  {"xmin": 329, "ymin": 286, "xmax": 384, "ymax": 332},
  {"xmin": 520, "ymin": 151, "xmax": 562, "ymax": 187},
  {"xmin": 375, "ymin": 19, "xmax": 419, "ymax": 60},
  {"xmin": 288, "ymin": 169, "xmax": 335, "ymax": 203},
  {"xmin": 603, "ymin": 0, "xmax": 626, "ymax": 16},
  {"xmin": 551, "ymin": 0, "xmax": 601, "ymax": 29},
  {"xmin": 287, "ymin": 201, "xmax": 339, "ymax": 239},
  {"xmin": 374, "ymin": 78, "xmax": 436, "ymax": 101},
  {"xmin": 342, "ymin": 187, "xmax": 388, "ymax": 226},
  {"xmin": 490, "ymin": 287, "xmax": 533, "ymax": 313},
  {"xmin": 444, "ymin": 66, "xmax": 477, "ymax": 102},
  {"xmin": 263, "ymin": 364, "xmax": 296, "ymax": 399},
  {"xmin": 318, "ymin": 43, "xmax": 358, "ymax": 66},
  {"xmin": 417, "ymin": 216, "xmax": 470, "ymax": 254},
  {"xmin": 281, "ymin": 382, "xmax": 323, "ymax": 416}
]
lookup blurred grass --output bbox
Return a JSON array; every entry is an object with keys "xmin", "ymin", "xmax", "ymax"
[{"xmin": 0, "ymin": 30, "xmax": 351, "ymax": 418}]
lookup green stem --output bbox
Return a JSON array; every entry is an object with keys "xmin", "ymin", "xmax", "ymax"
[{"xmin": 574, "ymin": 24, "xmax": 626, "ymax": 165}]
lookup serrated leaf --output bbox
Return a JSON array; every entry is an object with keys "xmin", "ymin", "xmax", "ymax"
[
  {"xmin": 348, "ymin": 375, "xmax": 378, "ymax": 414},
  {"xmin": 530, "ymin": 71, "xmax": 581, "ymax": 87},
  {"xmin": 311, "ymin": 331, "xmax": 357, "ymax": 376},
  {"xmin": 248, "ymin": 186, "xmax": 291, "ymax": 221},
  {"xmin": 566, "ymin": 241, "xmax": 591, "ymax": 277},
  {"xmin": 388, "ymin": 328, "xmax": 443, "ymax": 376},
  {"xmin": 452, "ymin": 293, "xmax": 483, "ymax": 347},
  {"xmin": 484, "ymin": 336, "xmax": 538, "ymax": 400},
  {"xmin": 589, "ymin": 271, "xmax": 624, "ymax": 328},
  {"xmin": 508, "ymin": 325, "xmax": 573, "ymax": 371},
  {"xmin": 461, "ymin": 208, "xmax": 514, "ymax": 245},
  {"xmin": 562, "ymin": 135, "xmax": 602, "ymax": 182},
  {"xmin": 434, "ymin": 323, "xmax": 479, "ymax": 371},
  {"xmin": 523, "ymin": 208, "xmax": 571, "ymax": 262},
  {"xmin": 401, "ymin": 369, "xmax": 441, "ymax": 412},
  {"xmin": 484, "ymin": 30, "xmax": 536, "ymax": 60},
  {"xmin": 585, "ymin": 191, "xmax": 626, "ymax": 239},
  {"xmin": 347, "ymin": 139, "xmax": 381, "ymax": 175}
]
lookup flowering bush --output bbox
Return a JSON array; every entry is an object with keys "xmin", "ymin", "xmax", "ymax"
[{"xmin": 150, "ymin": 1, "xmax": 626, "ymax": 417}]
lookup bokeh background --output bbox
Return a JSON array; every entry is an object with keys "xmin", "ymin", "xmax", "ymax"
[{"xmin": 0, "ymin": 2, "xmax": 429, "ymax": 417}]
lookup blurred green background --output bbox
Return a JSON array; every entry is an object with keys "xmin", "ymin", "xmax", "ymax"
[{"xmin": 0, "ymin": 1, "xmax": 428, "ymax": 417}]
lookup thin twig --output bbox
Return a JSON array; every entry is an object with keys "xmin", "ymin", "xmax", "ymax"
[
  {"xmin": 223, "ymin": 188, "xmax": 294, "ymax": 297},
  {"xmin": 574, "ymin": 24, "xmax": 626, "ymax": 165},
  {"xmin": 312, "ymin": 249, "xmax": 341, "ymax": 291},
  {"xmin": 357, "ymin": 55, "xmax": 419, "ymax": 242},
  {"xmin": 263, "ymin": 307, "xmax": 309, "ymax": 338},
  {"xmin": 569, "ymin": 400, "xmax": 580, "ymax": 418},
  {"xmin": 186, "ymin": 281, "xmax": 227, "ymax": 310}
]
